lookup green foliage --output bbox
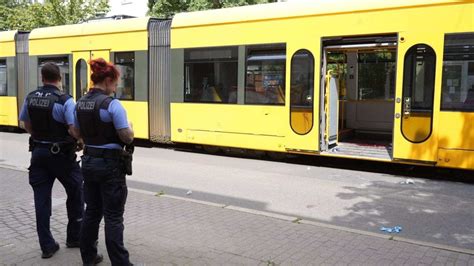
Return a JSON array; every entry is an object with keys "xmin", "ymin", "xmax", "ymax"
[
  {"xmin": 148, "ymin": 0, "xmax": 276, "ymax": 19},
  {"xmin": 0, "ymin": 0, "xmax": 110, "ymax": 31}
]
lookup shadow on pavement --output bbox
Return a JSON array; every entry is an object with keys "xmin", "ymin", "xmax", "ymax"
[
  {"xmin": 128, "ymin": 177, "xmax": 474, "ymax": 251},
  {"xmin": 332, "ymin": 179, "xmax": 474, "ymax": 250}
]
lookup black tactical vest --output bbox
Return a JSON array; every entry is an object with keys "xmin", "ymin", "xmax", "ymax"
[
  {"xmin": 26, "ymin": 85, "xmax": 71, "ymax": 142},
  {"xmin": 76, "ymin": 89, "xmax": 124, "ymax": 146}
]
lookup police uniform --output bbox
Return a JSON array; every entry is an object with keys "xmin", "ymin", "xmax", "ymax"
[
  {"xmin": 19, "ymin": 84, "xmax": 84, "ymax": 255},
  {"xmin": 75, "ymin": 88, "xmax": 131, "ymax": 265}
]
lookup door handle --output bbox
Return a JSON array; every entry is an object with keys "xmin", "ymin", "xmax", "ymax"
[{"xmin": 404, "ymin": 97, "xmax": 411, "ymax": 116}]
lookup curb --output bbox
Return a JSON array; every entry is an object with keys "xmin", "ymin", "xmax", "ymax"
[
  {"xmin": 137, "ymin": 189, "xmax": 474, "ymax": 255},
  {"xmin": 2, "ymin": 166, "xmax": 474, "ymax": 255}
]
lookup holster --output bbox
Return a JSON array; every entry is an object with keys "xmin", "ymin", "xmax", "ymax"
[
  {"xmin": 121, "ymin": 143, "xmax": 134, "ymax": 175},
  {"xmin": 28, "ymin": 137, "xmax": 35, "ymax": 152},
  {"xmin": 121, "ymin": 151, "xmax": 133, "ymax": 175}
]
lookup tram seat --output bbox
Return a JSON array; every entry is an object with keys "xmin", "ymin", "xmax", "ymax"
[
  {"xmin": 277, "ymin": 85, "xmax": 285, "ymax": 104},
  {"xmin": 201, "ymin": 86, "xmax": 222, "ymax": 102}
]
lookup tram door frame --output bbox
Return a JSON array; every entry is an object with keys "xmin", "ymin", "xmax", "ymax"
[
  {"xmin": 320, "ymin": 38, "xmax": 399, "ymax": 153},
  {"xmin": 392, "ymin": 32, "xmax": 440, "ymax": 164},
  {"xmin": 72, "ymin": 50, "xmax": 110, "ymax": 100},
  {"xmin": 319, "ymin": 48, "xmax": 339, "ymax": 151}
]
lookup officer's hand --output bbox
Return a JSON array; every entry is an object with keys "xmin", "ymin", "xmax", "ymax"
[{"xmin": 76, "ymin": 139, "xmax": 84, "ymax": 152}]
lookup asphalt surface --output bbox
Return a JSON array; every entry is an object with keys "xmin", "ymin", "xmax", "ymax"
[{"xmin": 1, "ymin": 131, "xmax": 473, "ymax": 251}]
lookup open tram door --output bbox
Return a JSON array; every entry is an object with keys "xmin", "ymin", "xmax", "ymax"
[
  {"xmin": 392, "ymin": 33, "xmax": 439, "ymax": 164},
  {"xmin": 72, "ymin": 50, "xmax": 110, "ymax": 100},
  {"xmin": 320, "ymin": 35, "xmax": 398, "ymax": 160}
]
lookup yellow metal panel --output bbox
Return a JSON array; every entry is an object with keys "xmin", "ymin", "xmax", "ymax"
[
  {"xmin": 171, "ymin": 103, "xmax": 287, "ymax": 152},
  {"xmin": 437, "ymin": 148, "xmax": 474, "ymax": 170},
  {"xmin": 29, "ymin": 17, "xmax": 150, "ymax": 40},
  {"xmin": 438, "ymin": 112, "xmax": 474, "ymax": 150},
  {"xmin": 172, "ymin": 4, "xmax": 474, "ymax": 48},
  {"xmin": 121, "ymin": 101, "xmax": 149, "ymax": 140},
  {"xmin": 0, "ymin": 97, "xmax": 18, "ymax": 126},
  {"xmin": 290, "ymin": 110, "xmax": 313, "ymax": 135},
  {"xmin": 91, "ymin": 50, "xmax": 109, "ymax": 61},
  {"xmin": 184, "ymin": 129, "xmax": 285, "ymax": 151},
  {"xmin": 0, "ymin": 31, "xmax": 16, "ymax": 42},
  {"xmin": 172, "ymin": 0, "xmax": 468, "ymax": 29},
  {"xmin": 400, "ymin": 114, "xmax": 432, "ymax": 142},
  {"xmin": 29, "ymin": 31, "xmax": 147, "ymax": 56},
  {"xmin": 0, "ymin": 31, "xmax": 16, "ymax": 57}
]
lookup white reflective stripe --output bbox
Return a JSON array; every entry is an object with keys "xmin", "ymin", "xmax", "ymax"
[{"xmin": 324, "ymin": 42, "xmax": 397, "ymax": 50}]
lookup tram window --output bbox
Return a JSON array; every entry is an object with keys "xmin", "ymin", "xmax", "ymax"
[
  {"xmin": 115, "ymin": 52, "xmax": 135, "ymax": 100},
  {"xmin": 0, "ymin": 59, "xmax": 6, "ymax": 96},
  {"xmin": 290, "ymin": 49, "xmax": 314, "ymax": 135},
  {"xmin": 184, "ymin": 46, "xmax": 238, "ymax": 103},
  {"xmin": 441, "ymin": 33, "xmax": 474, "ymax": 111},
  {"xmin": 245, "ymin": 44, "xmax": 286, "ymax": 105},
  {"xmin": 358, "ymin": 51, "xmax": 396, "ymax": 100},
  {"xmin": 402, "ymin": 44, "xmax": 436, "ymax": 111},
  {"xmin": 38, "ymin": 57, "xmax": 70, "ymax": 94}
]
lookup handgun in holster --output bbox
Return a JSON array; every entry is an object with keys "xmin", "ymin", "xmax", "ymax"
[
  {"xmin": 28, "ymin": 137, "xmax": 34, "ymax": 152},
  {"xmin": 122, "ymin": 143, "xmax": 134, "ymax": 175}
]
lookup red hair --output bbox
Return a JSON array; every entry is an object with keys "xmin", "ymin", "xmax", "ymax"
[{"xmin": 89, "ymin": 58, "xmax": 120, "ymax": 85}]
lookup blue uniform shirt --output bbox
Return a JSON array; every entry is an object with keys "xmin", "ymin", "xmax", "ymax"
[{"xmin": 74, "ymin": 99, "xmax": 129, "ymax": 150}]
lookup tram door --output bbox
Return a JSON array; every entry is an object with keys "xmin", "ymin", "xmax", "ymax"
[
  {"xmin": 392, "ymin": 33, "xmax": 439, "ymax": 163},
  {"xmin": 72, "ymin": 50, "xmax": 110, "ymax": 100},
  {"xmin": 319, "ymin": 48, "xmax": 345, "ymax": 151}
]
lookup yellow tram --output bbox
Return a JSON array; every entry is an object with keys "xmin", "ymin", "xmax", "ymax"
[
  {"xmin": 170, "ymin": 0, "xmax": 474, "ymax": 169},
  {"xmin": 0, "ymin": 0, "xmax": 473, "ymax": 170}
]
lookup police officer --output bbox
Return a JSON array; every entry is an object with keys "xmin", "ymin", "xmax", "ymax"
[
  {"xmin": 75, "ymin": 58, "xmax": 134, "ymax": 266},
  {"xmin": 19, "ymin": 62, "xmax": 84, "ymax": 258}
]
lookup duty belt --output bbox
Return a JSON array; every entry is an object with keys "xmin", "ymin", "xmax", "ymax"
[
  {"xmin": 83, "ymin": 146, "xmax": 122, "ymax": 159},
  {"xmin": 33, "ymin": 141, "xmax": 72, "ymax": 154}
]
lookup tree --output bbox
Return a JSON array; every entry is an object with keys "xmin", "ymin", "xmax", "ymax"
[
  {"xmin": 44, "ymin": 0, "xmax": 110, "ymax": 26},
  {"xmin": 148, "ymin": 0, "xmax": 277, "ymax": 19},
  {"xmin": 0, "ymin": 0, "xmax": 110, "ymax": 31},
  {"xmin": 148, "ymin": 0, "xmax": 189, "ymax": 19}
]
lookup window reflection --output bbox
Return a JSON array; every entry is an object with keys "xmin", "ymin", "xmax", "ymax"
[
  {"xmin": 0, "ymin": 60, "xmax": 6, "ymax": 96},
  {"xmin": 441, "ymin": 33, "xmax": 474, "ymax": 111},
  {"xmin": 245, "ymin": 44, "xmax": 286, "ymax": 105},
  {"xmin": 184, "ymin": 47, "xmax": 238, "ymax": 103},
  {"xmin": 115, "ymin": 52, "xmax": 135, "ymax": 100},
  {"xmin": 38, "ymin": 57, "xmax": 70, "ymax": 94}
]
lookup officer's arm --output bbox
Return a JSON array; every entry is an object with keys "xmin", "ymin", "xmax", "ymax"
[
  {"xmin": 64, "ymin": 98, "xmax": 82, "ymax": 140},
  {"xmin": 111, "ymin": 100, "xmax": 134, "ymax": 144},
  {"xmin": 117, "ymin": 125, "xmax": 134, "ymax": 144},
  {"xmin": 21, "ymin": 121, "xmax": 33, "ymax": 134},
  {"xmin": 68, "ymin": 125, "xmax": 81, "ymax": 140},
  {"xmin": 18, "ymin": 99, "xmax": 32, "ymax": 134}
]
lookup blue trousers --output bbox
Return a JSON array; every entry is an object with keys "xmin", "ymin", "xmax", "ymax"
[
  {"xmin": 28, "ymin": 147, "xmax": 84, "ymax": 253},
  {"xmin": 80, "ymin": 155, "xmax": 130, "ymax": 265}
]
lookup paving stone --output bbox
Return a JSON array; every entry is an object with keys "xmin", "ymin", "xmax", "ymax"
[{"xmin": 1, "ymin": 167, "xmax": 473, "ymax": 265}]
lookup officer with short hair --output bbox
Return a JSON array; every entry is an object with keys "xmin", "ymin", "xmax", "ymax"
[
  {"xmin": 19, "ymin": 62, "xmax": 84, "ymax": 259},
  {"xmin": 76, "ymin": 58, "xmax": 134, "ymax": 266}
]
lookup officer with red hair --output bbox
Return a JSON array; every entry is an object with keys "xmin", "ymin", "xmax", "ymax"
[{"xmin": 75, "ymin": 58, "xmax": 134, "ymax": 265}]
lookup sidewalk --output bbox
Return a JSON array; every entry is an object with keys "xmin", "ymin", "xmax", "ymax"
[{"xmin": 1, "ymin": 167, "xmax": 473, "ymax": 265}]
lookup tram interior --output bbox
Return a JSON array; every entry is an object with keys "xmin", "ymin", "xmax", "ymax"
[{"xmin": 324, "ymin": 39, "xmax": 396, "ymax": 160}]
